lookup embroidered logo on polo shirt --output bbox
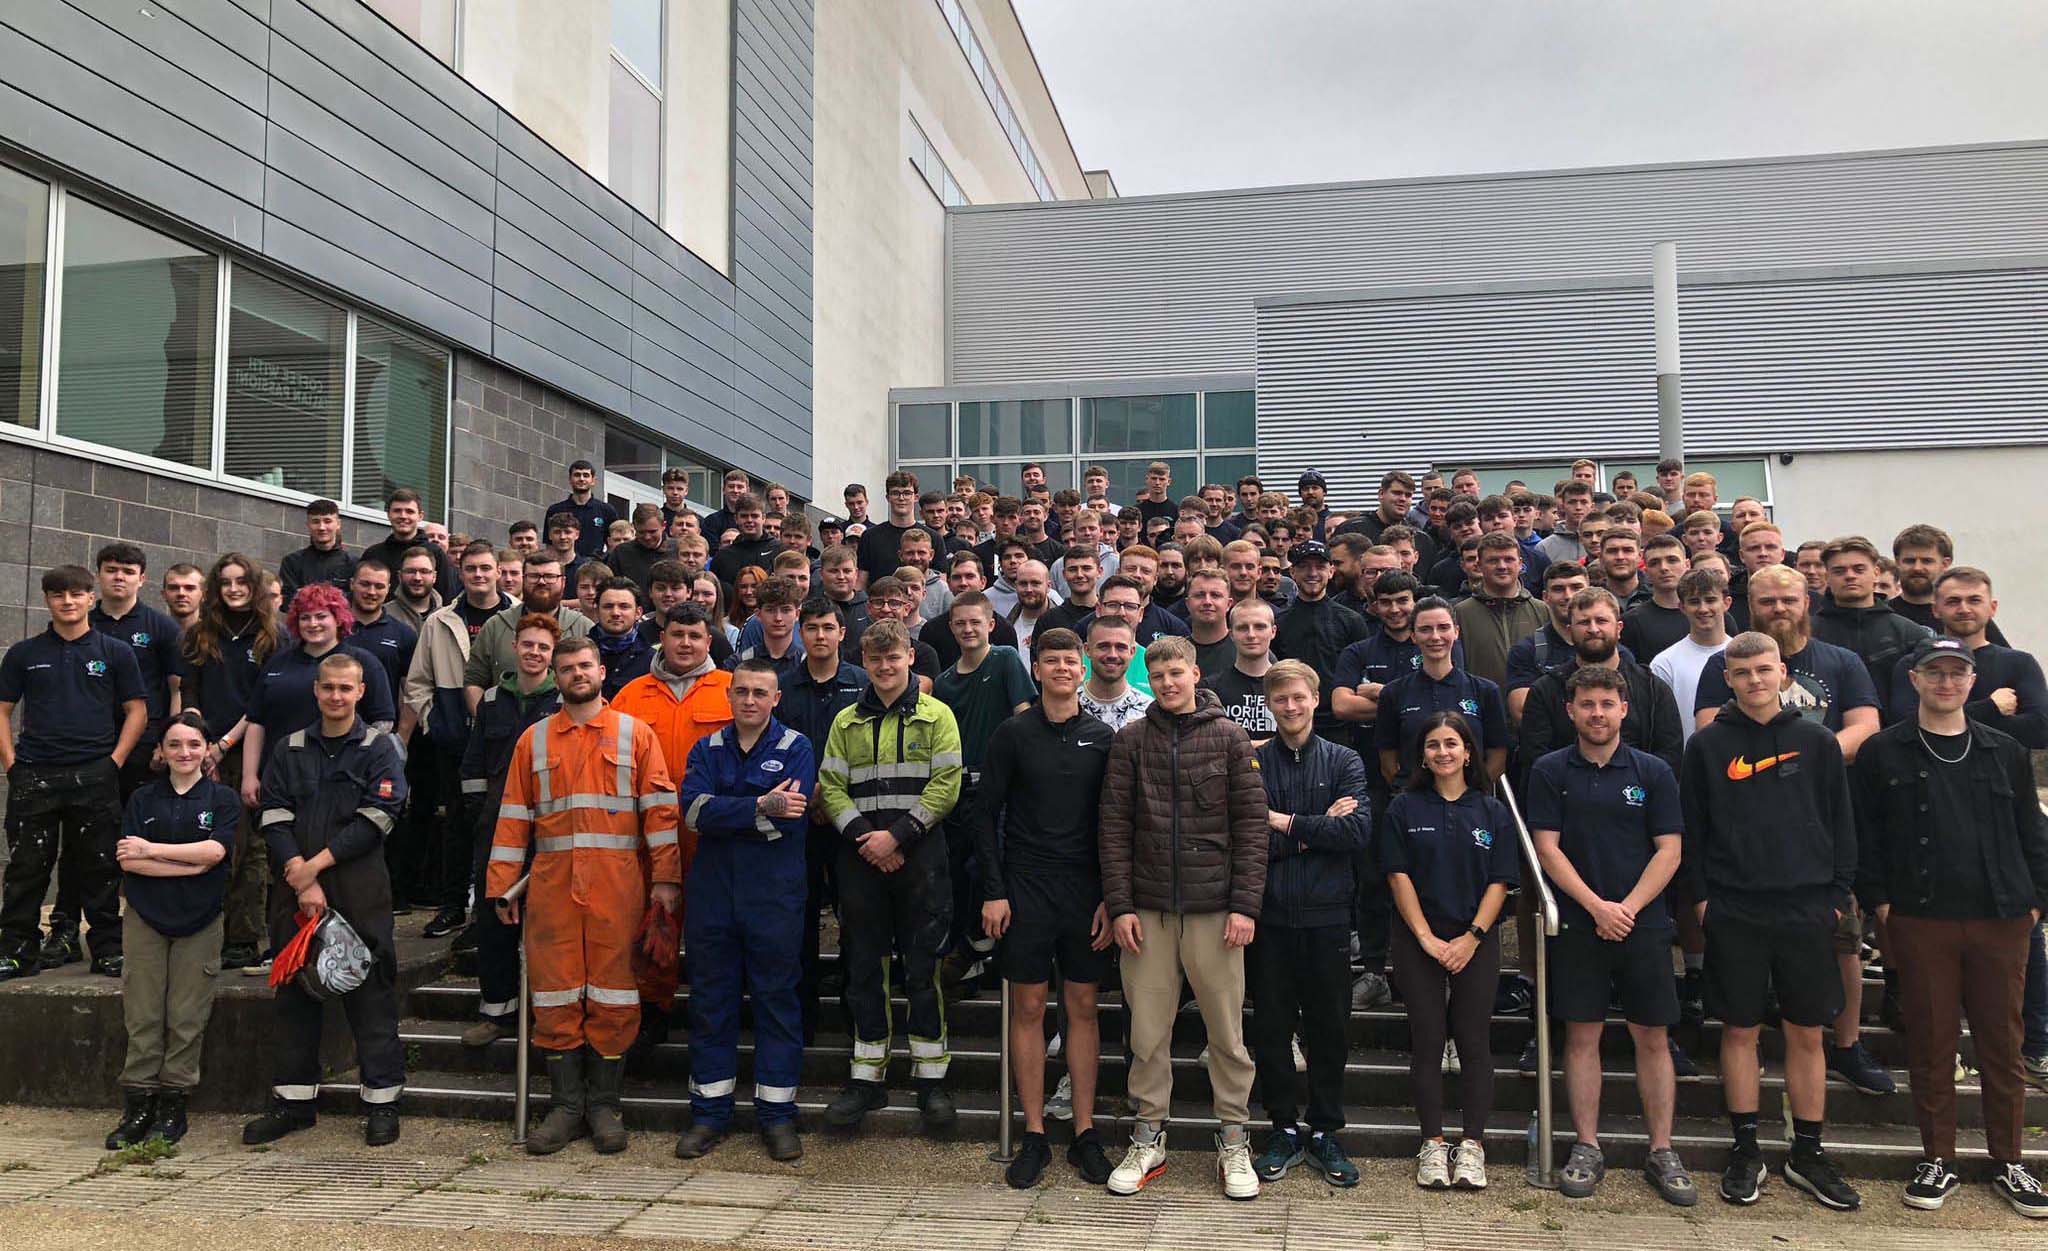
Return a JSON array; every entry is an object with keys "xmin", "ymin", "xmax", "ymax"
[
  {"xmin": 1471, "ymin": 827, "xmax": 1493, "ymax": 849},
  {"xmin": 84, "ymin": 660, "xmax": 107, "ymax": 677},
  {"xmin": 131, "ymin": 632, "xmax": 151, "ymax": 647},
  {"xmin": 1459, "ymin": 697, "xmax": 1480, "ymax": 717},
  {"xmin": 1622, "ymin": 785, "xmax": 1647, "ymax": 807},
  {"xmin": 762, "ymin": 760, "xmax": 784, "ymax": 773},
  {"xmin": 197, "ymin": 811, "xmax": 214, "ymax": 831}
]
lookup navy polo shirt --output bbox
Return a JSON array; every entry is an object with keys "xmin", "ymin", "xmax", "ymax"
[
  {"xmin": 1524, "ymin": 744, "xmax": 1682, "ymax": 932},
  {"xmin": 0, "ymin": 626, "xmax": 146, "ymax": 766},
  {"xmin": 1381, "ymin": 789, "xmax": 1521, "ymax": 937},
  {"xmin": 1373, "ymin": 665, "xmax": 1507, "ymax": 777},
  {"xmin": 249, "ymin": 643, "xmax": 397, "ymax": 763},
  {"xmin": 551, "ymin": 494, "xmax": 620, "ymax": 560},
  {"xmin": 121, "ymin": 777, "xmax": 242, "ymax": 937},
  {"xmin": 349, "ymin": 613, "xmax": 419, "ymax": 698},
  {"xmin": 90, "ymin": 602, "xmax": 185, "ymax": 743},
  {"xmin": 1333, "ymin": 633, "xmax": 1468, "ymax": 732}
]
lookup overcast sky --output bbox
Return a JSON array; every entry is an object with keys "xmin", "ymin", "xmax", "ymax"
[{"xmin": 1013, "ymin": 0, "xmax": 2048, "ymax": 196}]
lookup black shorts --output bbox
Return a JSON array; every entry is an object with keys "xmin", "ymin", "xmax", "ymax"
[
  {"xmin": 999, "ymin": 871, "xmax": 1107, "ymax": 986},
  {"xmin": 1703, "ymin": 911, "xmax": 1843, "ymax": 1029},
  {"xmin": 1547, "ymin": 920, "xmax": 1680, "ymax": 1027}
]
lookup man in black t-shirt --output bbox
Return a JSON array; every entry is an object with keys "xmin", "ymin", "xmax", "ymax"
[
  {"xmin": 1620, "ymin": 534, "xmax": 1697, "ymax": 664},
  {"xmin": 1201, "ymin": 597, "xmax": 1277, "ymax": 743},
  {"xmin": 856, "ymin": 472, "xmax": 923, "ymax": 588}
]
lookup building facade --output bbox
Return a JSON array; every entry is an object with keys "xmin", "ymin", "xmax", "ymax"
[{"xmin": 901, "ymin": 140, "xmax": 2048, "ymax": 649}]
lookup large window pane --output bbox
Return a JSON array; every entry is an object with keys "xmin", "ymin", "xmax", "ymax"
[
  {"xmin": 1464, "ymin": 463, "xmax": 1573, "ymax": 497},
  {"xmin": 1203, "ymin": 453, "xmax": 1257, "ymax": 491},
  {"xmin": 606, "ymin": 425, "xmax": 663, "ymax": 488},
  {"xmin": 1204, "ymin": 391, "xmax": 1256, "ymax": 448},
  {"xmin": 1605, "ymin": 457, "xmax": 1771, "ymax": 504},
  {"xmin": 56, "ymin": 198, "xmax": 215, "ymax": 469},
  {"xmin": 225, "ymin": 270, "xmax": 345, "ymax": 497},
  {"xmin": 896, "ymin": 402, "xmax": 950, "ymax": 459},
  {"xmin": 353, "ymin": 317, "xmax": 449, "ymax": 520},
  {"xmin": 609, "ymin": 59, "xmax": 661, "ymax": 218},
  {"xmin": 1080, "ymin": 394, "xmax": 1195, "ymax": 455},
  {"xmin": 1097, "ymin": 457, "xmax": 1194, "ymax": 506},
  {"xmin": 611, "ymin": 0, "xmax": 663, "ymax": 87},
  {"xmin": 959, "ymin": 398, "xmax": 1071, "ymax": 459},
  {"xmin": 959, "ymin": 460, "xmax": 1073, "ymax": 499},
  {"xmin": 0, "ymin": 167, "xmax": 46, "ymax": 431}
]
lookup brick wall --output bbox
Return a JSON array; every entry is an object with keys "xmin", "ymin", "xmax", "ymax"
[{"xmin": 448, "ymin": 356, "xmax": 605, "ymax": 547}]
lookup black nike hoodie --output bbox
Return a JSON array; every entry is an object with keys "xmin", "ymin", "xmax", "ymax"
[{"xmin": 1679, "ymin": 701, "xmax": 1856, "ymax": 927}]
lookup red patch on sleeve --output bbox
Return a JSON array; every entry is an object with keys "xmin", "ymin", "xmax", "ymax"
[{"xmin": 376, "ymin": 778, "xmax": 395, "ymax": 799}]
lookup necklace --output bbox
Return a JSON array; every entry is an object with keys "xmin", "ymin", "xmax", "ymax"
[{"xmin": 1917, "ymin": 727, "xmax": 1971, "ymax": 765}]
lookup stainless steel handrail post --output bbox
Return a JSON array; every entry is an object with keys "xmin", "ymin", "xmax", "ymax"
[
  {"xmin": 504, "ymin": 874, "xmax": 531, "ymax": 1145},
  {"xmin": 988, "ymin": 978, "xmax": 1014, "ymax": 1162},
  {"xmin": 1499, "ymin": 780, "xmax": 1561, "ymax": 1189}
]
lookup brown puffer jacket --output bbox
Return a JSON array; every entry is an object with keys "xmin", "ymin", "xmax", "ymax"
[{"xmin": 1099, "ymin": 688, "xmax": 1270, "ymax": 919}]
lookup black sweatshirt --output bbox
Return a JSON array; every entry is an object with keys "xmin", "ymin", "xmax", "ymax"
[
  {"xmin": 973, "ymin": 702, "xmax": 1114, "ymax": 896},
  {"xmin": 1887, "ymin": 642, "xmax": 2048, "ymax": 749},
  {"xmin": 1679, "ymin": 702, "xmax": 1856, "ymax": 927}
]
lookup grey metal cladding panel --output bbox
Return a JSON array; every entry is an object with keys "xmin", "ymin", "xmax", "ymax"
[
  {"xmin": 733, "ymin": 173, "xmax": 811, "ymax": 273},
  {"xmin": 733, "ymin": 109, "xmax": 814, "ymax": 217},
  {"xmin": 733, "ymin": 35, "xmax": 813, "ymax": 159},
  {"xmin": 631, "ymin": 215, "xmax": 737, "ymax": 314},
  {"xmin": 631, "ymin": 354, "xmax": 736, "ymax": 439},
  {"xmin": 734, "ymin": 217, "xmax": 812, "ymax": 311},
  {"xmin": 155, "ymin": 0, "xmax": 272, "ymax": 67},
  {"xmin": 263, "ymin": 214, "xmax": 489, "ymax": 351},
  {"xmin": 0, "ymin": 79, "xmax": 262, "ymax": 248},
  {"xmin": 734, "ymin": 156, "xmax": 813, "ymax": 237},
  {"xmin": 265, "ymin": 83, "xmax": 493, "ymax": 246},
  {"xmin": 631, "ymin": 297, "xmax": 739, "ymax": 395},
  {"xmin": 739, "ymin": 0, "xmax": 814, "ymax": 77},
  {"xmin": 0, "ymin": 20, "xmax": 266, "ymax": 206},
  {"xmin": 949, "ymin": 144, "xmax": 2048, "ymax": 383},
  {"xmin": 730, "ymin": 348, "xmax": 810, "ymax": 436},
  {"xmin": 733, "ymin": 289, "xmax": 812, "ymax": 378},
  {"xmin": 1253, "ymin": 267, "xmax": 2048, "ymax": 505},
  {"xmin": 265, "ymin": 126, "xmax": 492, "ymax": 283},
  {"xmin": 493, "ymin": 252, "xmax": 632, "ymax": 377},
  {"xmin": 495, "ymin": 116, "xmax": 635, "ymax": 255},
  {"xmin": 495, "ymin": 202, "xmax": 634, "ymax": 328},
  {"xmin": 733, "ymin": 235, "xmax": 811, "ymax": 338},
  {"xmin": 289, "ymin": 0, "xmax": 498, "ymax": 136},
  {"xmin": 264, "ymin": 34, "xmax": 494, "ymax": 212},
  {"xmin": 492, "ymin": 315, "xmax": 631, "ymax": 417},
  {"xmin": 632, "ymin": 247, "xmax": 736, "ymax": 349},
  {"xmin": 54, "ymin": 0, "xmax": 268, "ymax": 121},
  {"xmin": 262, "ymin": 163, "xmax": 491, "ymax": 316}
]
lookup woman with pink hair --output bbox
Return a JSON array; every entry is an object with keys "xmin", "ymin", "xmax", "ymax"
[{"xmin": 234, "ymin": 582, "xmax": 397, "ymax": 809}]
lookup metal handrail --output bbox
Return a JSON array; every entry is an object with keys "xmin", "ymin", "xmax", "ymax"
[
  {"xmin": 988, "ymin": 980, "xmax": 1014, "ymax": 1163},
  {"xmin": 502, "ymin": 874, "xmax": 531, "ymax": 1145},
  {"xmin": 1496, "ymin": 777, "xmax": 1561, "ymax": 1189}
]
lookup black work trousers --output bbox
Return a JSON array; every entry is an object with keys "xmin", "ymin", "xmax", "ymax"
[
  {"xmin": 800, "ymin": 819, "xmax": 839, "ymax": 1044},
  {"xmin": 837, "ymin": 835, "xmax": 951, "ymax": 1085},
  {"xmin": 1248, "ymin": 921, "xmax": 1352, "ymax": 1134},
  {"xmin": 0, "ymin": 758, "xmax": 123, "ymax": 959},
  {"xmin": 1352, "ymin": 783, "xmax": 1394, "ymax": 969}
]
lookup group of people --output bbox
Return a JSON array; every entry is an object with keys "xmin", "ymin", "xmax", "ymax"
[{"xmin": 2, "ymin": 451, "xmax": 2042, "ymax": 1220}]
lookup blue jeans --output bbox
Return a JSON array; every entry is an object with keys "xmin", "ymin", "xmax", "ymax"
[{"xmin": 2025, "ymin": 922, "xmax": 2047, "ymax": 1062}]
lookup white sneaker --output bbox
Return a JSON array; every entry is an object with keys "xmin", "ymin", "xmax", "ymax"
[
  {"xmin": 1107, "ymin": 1125, "xmax": 1168, "ymax": 1195},
  {"xmin": 1442, "ymin": 1041, "xmax": 1460, "ymax": 1075},
  {"xmin": 1197, "ymin": 1043, "xmax": 1211, "ymax": 1065},
  {"xmin": 1452, "ymin": 1138, "xmax": 1487, "ymax": 1189},
  {"xmin": 1954, "ymin": 1054, "xmax": 1980, "ymax": 1083},
  {"xmin": 1047, "ymin": 1032, "xmax": 1063, "ymax": 1060},
  {"xmin": 1416, "ymin": 1139, "xmax": 1451, "ymax": 1189},
  {"xmin": 1217, "ymin": 1126, "xmax": 1260, "ymax": 1201},
  {"xmin": 1045, "ymin": 1073, "xmax": 1074, "ymax": 1121},
  {"xmin": 1291, "ymin": 1036, "xmax": 1307, "ymax": 1072}
]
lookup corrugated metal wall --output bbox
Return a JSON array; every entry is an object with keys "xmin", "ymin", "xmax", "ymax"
[
  {"xmin": 1255, "ymin": 263, "xmax": 2048, "ymax": 504},
  {"xmin": 0, "ymin": 0, "xmax": 816, "ymax": 493},
  {"xmin": 947, "ymin": 143, "xmax": 2048, "ymax": 389}
]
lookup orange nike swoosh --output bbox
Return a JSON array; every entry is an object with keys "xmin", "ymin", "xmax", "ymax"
[{"xmin": 1726, "ymin": 751, "xmax": 1800, "ymax": 781}]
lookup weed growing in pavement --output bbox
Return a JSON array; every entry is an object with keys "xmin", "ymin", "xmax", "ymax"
[
  {"xmin": 93, "ymin": 1138, "xmax": 179, "ymax": 1175},
  {"xmin": 466, "ymin": 1150, "xmax": 490, "ymax": 1165},
  {"xmin": 1507, "ymin": 1197, "xmax": 1539, "ymax": 1212},
  {"xmin": 523, "ymin": 1186, "xmax": 559, "ymax": 1202},
  {"xmin": 0, "ymin": 1161, "xmax": 29, "ymax": 1173},
  {"xmin": 1540, "ymin": 1215, "xmax": 1564, "ymax": 1232}
]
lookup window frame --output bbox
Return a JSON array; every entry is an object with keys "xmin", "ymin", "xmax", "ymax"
[
  {"xmin": 21, "ymin": 179, "xmax": 453, "ymax": 525},
  {"xmin": 608, "ymin": 0, "xmax": 667, "ymax": 222}
]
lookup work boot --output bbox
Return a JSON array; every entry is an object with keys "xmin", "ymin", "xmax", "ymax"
[
  {"xmin": 146, "ymin": 1089, "xmax": 189, "ymax": 1145},
  {"xmin": 822, "ymin": 1080, "xmax": 887, "ymax": 1130},
  {"xmin": 916, "ymin": 1080, "xmax": 957, "ymax": 1134},
  {"xmin": 461, "ymin": 1018, "xmax": 512, "ymax": 1049},
  {"xmin": 673, "ymin": 1122, "xmax": 725, "ymax": 1160},
  {"xmin": 526, "ymin": 1050, "xmax": 589, "ymax": 1155},
  {"xmin": 627, "ymin": 1004, "xmax": 670, "ymax": 1061},
  {"xmin": 106, "ymin": 1089, "xmax": 157, "ymax": 1150},
  {"xmin": 761, "ymin": 1120, "xmax": 803, "ymax": 1162},
  {"xmin": 38, "ymin": 930, "xmax": 82, "ymax": 971},
  {"xmin": 242, "ymin": 1095, "xmax": 317, "ymax": 1145},
  {"xmin": 585, "ymin": 1051, "xmax": 629, "ymax": 1154},
  {"xmin": 364, "ymin": 1104, "xmax": 401, "ymax": 1147}
]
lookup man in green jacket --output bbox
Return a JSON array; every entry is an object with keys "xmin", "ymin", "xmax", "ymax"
[{"xmin": 815, "ymin": 619, "xmax": 963, "ymax": 1134}]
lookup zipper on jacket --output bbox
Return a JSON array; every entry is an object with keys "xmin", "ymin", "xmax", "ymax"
[{"xmin": 1169, "ymin": 717, "xmax": 1183, "ymax": 915}]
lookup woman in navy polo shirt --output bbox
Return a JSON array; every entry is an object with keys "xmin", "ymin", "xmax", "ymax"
[
  {"xmin": 106, "ymin": 711, "xmax": 242, "ymax": 1149},
  {"xmin": 1382, "ymin": 712, "xmax": 1519, "ymax": 1192},
  {"xmin": 236, "ymin": 583, "xmax": 396, "ymax": 808},
  {"xmin": 1373, "ymin": 598, "xmax": 1508, "ymax": 788}
]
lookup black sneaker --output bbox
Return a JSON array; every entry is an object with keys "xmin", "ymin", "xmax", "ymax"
[
  {"xmin": 1518, "ymin": 1038, "xmax": 1540, "ymax": 1074},
  {"xmin": 37, "ymin": 931, "xmax": 81, "ymax": 971},
  {"xmin": 90, "ymin": 954, "xmax": 123, "ymax": 978},
  {"xmin": 0, "ymin": 954, "xmax": 39, "ymax": 983},
  {"xmin": 1826, "ymin": 1041, "xmax": 1897, "ymax": 1096},
  {"xmin": 822, "ymin": 1081, "xmax": 887, "ymax": 1130},
  {"xmin": 1903, "ymin": 1158, "xmax": 1959, "ymax": 1211},
  {"xmin": 1994, "ymin": 1162, "xmax": 2048, "ymax": 1219},
  {"xmin": 1678, "ymin": 969, "xmax": 1704, "ymax": 1026},
  {"xmin": 423, "ymin": 907, "xmax": 466, "ymax": 939},
  {"xmin": 1005, "ymin": 1131, "xmax": 1052, "ymax": 1189},
  {"xmin": 364, "ymin": 1105, "xmax": 401, "ymax": 1147},
  {"xmin": 242, "ymin": 1096, "xmax": 317, "ymax": 1145},
  {"xmin": 1783, "ymin": 1148, "xmax": 1861, "ymax": 1211},
  {"xmin": 1307, "ymin": 1130, "xmax": 1360, "ymax": 1188},
  {"xmin": 1068, "ymin": 1127, "xmax": 1112, "ymax": 1185},
  {"xmin": 1720, "ymin": 1150, "xmax": 1765, "ymax": 1205},
  {"xmin": 219, "ymin": 943, "xmax": 258, "ymax": 971},
  {"xmin": 916, "ymin": 1082, "xmax": 957, "ymax": 1134},
  {"xmin": 1253, "ymin": 1126, "xmax": 1305, "ymax": 1181},
  {"xmin": 1668, "ymin": 1037, "xmax": 1699, "ymax": 1078}
]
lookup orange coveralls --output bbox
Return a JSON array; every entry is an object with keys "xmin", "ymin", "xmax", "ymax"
[
  {"xmin": 488, "ymin": 706, "xmax": 679, "ymax": 1056},
  {"xmin": 610, "ymin": 668, "xmax": 733, "ymax": 1010}
]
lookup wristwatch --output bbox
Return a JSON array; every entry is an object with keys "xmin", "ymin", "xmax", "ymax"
[{"xmin": 1467, "ymin": 923, "xmax": 1488, "ymax": 940}]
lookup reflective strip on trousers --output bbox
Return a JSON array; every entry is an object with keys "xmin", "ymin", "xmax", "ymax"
[
  {"xmin": 489, "ymin": 845, "xmax": 524, "ymax": 863},
  {"xmin": 534, "ymin": 832, "xmax": 642, "ymax": 853},
  {"xmin": 851, "ymin": 1036, "xmax": 888, "ymax": 1082},
  {"xmin": 461, "ymin": 778, "xmax": 487, "ymax": 795},
  {"xmin": 586, "ymin": 984, "xmax": 639, "ymax": 1006},
  {"xmin": 499, "ymin": 804, "xmax": 534, "ymax": 822},
  {"xmin": 272, "ymin": 1084, "xmax": 319, "ymax": 1101},
  {"xmin": 690, "ymin": 1077, "xmax": 737, "ymax": 1098},
  {"xmin": 359, "ymin": 1084, "xmax": 405, "ymax": 1105},
  {"xmin": 530, "ymin": 986, "xmax": 585, "ymax": 1008},
  {"xmin": 755, "ymin": 1083, "xmax": 797, "ymax": 1104},
  {"xmin": 477, "ymin": 999, "xmax": 517, "ymax": 1019}
]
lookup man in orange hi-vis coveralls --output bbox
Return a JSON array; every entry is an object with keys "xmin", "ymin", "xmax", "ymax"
[{"xmin": 489, "ymin": 635, "xmax": 680, "ymax": 1156}]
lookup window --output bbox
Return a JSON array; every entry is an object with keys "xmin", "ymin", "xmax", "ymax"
[
  {"xmin": 56, "ymin": 198, "xmax": 217, "ymax": 470},
  {"xmin": 1604, "ymin": 457, "xmax": 1771, "ymax": 507},
  {"xmin": 0, "ymin": 166, "xmax": 46, "ymax": 431},
  {"xmin": 1203, "ymin": 453, "xmax": 1257, "ymax": 490},
  {"xmin": 609, "ymin": 0, "xmax": 663, "ymax": 218},
  {"xmin": 1204, "ymin": 391, "xmax": 1256, "ymax": 449},
  {"xmin": 226, "ymin": 270, "xmax": 346, "ymax": 498},
  {"xmin": 959, "ymin": 460, "xmax": 1073, "ymax": 498},
  {"xmin": 361, "ymin": 0, "xmax": 460, "ymax": 66},
  {"xmin": 932, "ymin": 0, "xmax": 1054, "ymax": 200},
  {"xmin": 896, "ymin": 402, "xmax": 951, "ymax": 460},
  {"xmin": 908, "ymin": 117, "xmax": 968, "ymax": 208},
  {"xmin": 1096, "ymin": 457, "xmax": 1195, "ymax": 506},
  {"xmin": 1462, "ymin": 464, "xmax": 1575, "ymax": 497},
  {"xmin": 353, "ymin": 317, "xmax": 449, "ymax": 519},
  {"xmin": 959, "ymin": 398, "xmax": 1070, "ymax": 459},
  {"xmin": 605, "ymin": 425, "xmax": 664, "ymax": 490},
  {"xmin": 1081, "ymin": 394, "xmax": 1196, "ymax": 455}
]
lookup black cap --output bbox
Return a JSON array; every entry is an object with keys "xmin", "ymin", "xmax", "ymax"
[
  {"xmin": 1298, "ymin": 469, "xmax": 1327, "ymax": 488},
  {"xmin": 1289, "ymin": 540, "xmax": 1330, "ymax": 565},
  {"xmin": 1909, "ymin": 637, "xmax": 1976, "ymax": 671}
]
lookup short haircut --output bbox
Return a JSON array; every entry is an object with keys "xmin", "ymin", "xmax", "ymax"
[
  {"xmin": 509, "ymin": 519, "xmax": 538, "ymax": 538},
  {"xmin": 41, "ymin": 564, "xmax": 94, "ymax": 595},
  {"xmin": 96, "ymin": 541, "xmax": 147, "ymax": 572},
  {"xmin": 569, "ymin": 459, "xmax": 596, "ymax": 474},
  {"xmin": 1568, "ymin": 587, "xmax": 1622, "ymax": 621},
  {"xmin": 1476, "ymin": 532, "xmax": 1520, "ymax": 557},
  {"xmin": 514, "ymin": 612, "xmax": 562, "ymax": 642},
  {"xmin": 756, "ymin": 576, "xmax": 803, "ymax": 611},
  {"xmin": 772, "ymin": 550, "xmax": 809, "ymax": 573},
  {"xmin": 1676, "ymin": 567, "xmax": 1728, "ymax": 603},
  {"xmin": 844, "ymin": 482, "xmax": 868, "ymax": 499},
  {"xmin": 386, "ymin": 487, "xmax": 423, "ymax": 508},
  {"xmin": 860, "ymin": 618, "xmax": 911, "ymax": 658},
  {"xmin": 1379, "ymin": 524, "xmax": 1418, "ymax": 546},
  {"xmin": 164, "ymin": 561, "xmax": 203, "ymax": 580},
  {"xmin": 546, "ymin": 510, "xmax": 579, "ymax": 535},
  {"xmin": 1556, "ymin": 480, "xmax": 1593, "ymax": 501},
  {"xmin": 661, "ymin": 603, "xmax": 712, "ymax": 633},
  {"xmin": 1600, "ymin": 528, "xmax": 1641, "ymax": 551},
  {"xmin": 460, "ymin": 539, "xmax": 497, "ymax": 565},
  {"xmin": 1328, "ymin": 532, "xmax": 1372, "ymax": 559},
  {"xmin": 1747, "ymin": 564, "xmax": 1807, "ymax": 598},
  {"xmin": 1118, "ymin": 544, "xmax": 1158, "ymax": 565},
  {"xmin": 948, "ymin": 590, "xmax": 994, "ymax": 620},
  {"xmin": 1086, "ymin": 613, "xmax": 1135, "ymax": 640},
  {"xmin": 1372, "ymin": 570, "xmax": 1421, "ymax": 601},
  {"xmin": 1656, "ymin": 457, "xmax": 1683, "ymax": 474},
  {"xmin": 354, "ymin": 556, "xmax": 393, "ymax": 580},
  {"xmin": 1144, "ymin": 635, "xmax": 1195, "ymax": 672},
  {"xmin": 597, "ymin": 576, "xmax": 640, "ymax": 604},
  {"xmin": 1820, "ymin": 535, "xmax": 1881, "ymax": 567},
  {"xmin": 630, "ymin": 502, "xmax": 663, "ymax": 526},
  {"xmin": 1724, "ymin": 630, "xmax": 1779, "ymax": 663},
  {"xmin": 1097, "ymin": 573, "xmax": 1144, "ymax": 601},
  {"xmin": 1262, "ymin": 658, "xmax": 1320, "ymax": 698},
  {"xmin": 1682, "ymin": 509, "xmax": 1722, "ymax": 531},
  {"xmin": 1379, "ymin": 469, "xmax": 1416, "ymax": 493},
  {"xmin": 1444, "ymin": 499, "xmax": 1479, "ymax": 527},
  {"xmin": 306, "ymin": 498, "xmax": 340, "ymax": 517},
  {"xmin": 884, "ymin": 470, "xmax": 918, "ymax": 494},
  {"xmin": 798, "ymin": 595, "xmax": 844, "ymax": 626},
  {"xmin": 1188, "ymin": 568, "xmax": 1230, "ymax": 593},
  {"xmin": 648, "ymin": 559, "xmax": 691, "ymax": 588},
  {"xmin": 1411, "ymin": 595, "xmax": 1455, "ymax": 624},
  {"xmin": 733, "ymin": 492, "xmax": 764, "ymax": 514},
  {"xmin": 1565, "ymin": 665, "xmax": 1629, "ymax": 701},
  {"xmin": 1739, "ymin": 520, "xmax": 1782, "ymax": 540},
  {"xmin": 315, "ymin": 651, "xmax": 365, "ymax": 684},
  {"xmin": 899, "ymin": 526, "xmax": 934, "ymax": 549},
  {"xmin": 576, "ymin": 562, "xmax": 609, "ymax": 588},
  {"xmin": 1892, "ymin": 523, "xmax": 1953, "ymax": 560},
  {"xmin": 1935, "ymin": 565, "xmax": 1993, "ymax": 594},
  {"xmin": 821, "ymin": 543, "xmax": 857, "ymax": 567},
  {"xmin": 1062, "ymin": 545, "xmax": 1099, "ymax": 566},
  {"xmin": 1644, "ymin": 532, "xmax": 1686, "ymax": 556},
  {"xmin": 552, "ymin": 635, "xmax": 601, "ymax": 666},
  {"xmin": 1035, "ymin": 626, "xmax": 1082, "ymax": 656},
  {"xmin": 732, "ymin": 657, "xmax": 781, "ymax": 683},
  {"xmin": 1542, "ymin": 560, "xmax": 1588, "ymax": 589},
  {"xmin": 1053, "ymin": 488, "xmax": 1082, "ymax": 508},
  {"xmin": 522, "ymin": 552, "xmax": 560, "ymax": 572},
  {"xmin": 867, "ymin": 574, "xmax": 905, "ymax": 600}
]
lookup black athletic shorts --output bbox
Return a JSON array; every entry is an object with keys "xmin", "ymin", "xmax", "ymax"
[
  {"xmin": 1547, "ymin": 920, "xmax": 1680, "ymax": 1027},
  {"xmin": 1703, "ymin": 910, "xmax": 1843, "ymax": 1029},
  {"xmin": 998, "ymin": 870, "xmax": 1108, "ymax": 986}
]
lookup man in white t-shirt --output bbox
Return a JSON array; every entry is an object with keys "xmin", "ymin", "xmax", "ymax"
[
  {"xmin": 1649, "ymin": 566, "xmax": 1731, "ymax": 745},
  {"xmin": 1078, "ymin": 615, "xmax": 1152, "ymax": 731}
]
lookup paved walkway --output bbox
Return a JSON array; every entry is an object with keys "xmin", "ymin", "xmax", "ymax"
[{"xmin": 0, "ymin": 1115, "xmax": 2043, "ymax": 1251}]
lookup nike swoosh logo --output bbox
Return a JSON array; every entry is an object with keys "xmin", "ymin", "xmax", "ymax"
[
  {"xmin": 1076, "ymin": 739, "xmax": 1097, "ymax": 747},
  {"xmin": 1726, "ymin": 751, "xmax": 1800, "ymax": 781}
]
